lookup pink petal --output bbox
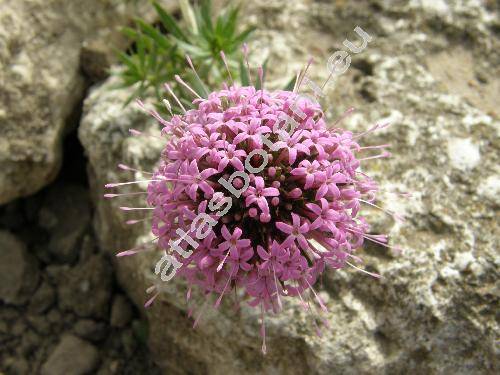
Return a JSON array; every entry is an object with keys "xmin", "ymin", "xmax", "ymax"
[
  {"xmin": 257, "ymin": 245, "xmax": 270, "ymax": 260},
  {"xmin": 201, "ymin": 168, "xmax": 218, "ymax": 179},
  {"xmin": 231, "ymin": 157, "xmax": 244, "ymax": 171},
  {"xmin": 245, "ymin": 195, "xmax": 257, "ymax": 207},
  {"xmin": 199, "ymin": 181, "xmax": 214, "ymax": 197},
  {"xmin": 291, "ymin": 213, "xmax": 301, "ymax": 228},
  {"xmin": 306, "ymin": 203, "xmax": 322, "ymax": 216},
  {"xmin": 309, "ymin": 217, "xmax": 323, "ymax": 230},
  {"xmin": 254, "ymin": 176, "xmax": 265, "ymax": 191},
  {"xmin": 233, "ymin": 133, "xmax": 248, "ymax": 144},
  {"xmin": 305, "ymin": 174, "xmax": 315, "ymax": 189},
  {"xmin": 288, "ymin": 148, "xmax": 297, "ymax": 165},
  {"xmin": 237, "ymin": 239, "xmax": 251, "ymax": 248},
  {"xmin": 188, "ymin": 184, "xmax": 198, "ymax": 200},
  {"xmin": 315, "ymin": 184, "xmax": 328, "ymax": 200},
  {"xmin": 295, "ymin": 143, "xmax": 310, "ymax": 154},
  {"xmin": 217, "ymin": 158, "xmax": 229, "ymax": 172},
  {"xmin": 276, "ymin": 222, "xmax": 293, "ymax": 234},
  {"xmin": 256, "ymin": 197, "xmax": 269, "ymax": 213},
  {"xmin": 221, "ymin": 225, "xmax": 231, "ymax": 240},
  {"xmin": 241, "ymin": 263, "xmax": 252, "ymax": 271},
  {"xmin": 299, "ymin": 222, "xmax": 309, "ymax": 233},
  {"xmin": 219, "ymin": 242, "xmax": 230, "ymax": 251},
  {"xmin": 291, "ymin": 167, "xmax": 307, "ymax": 176},
  {"xmin": 189, "ymin": 160, "xmax": 199, "ymax": 175},
  {"xmin": 320, "ymin": 198, "xmax": 329, "ymax": 211},
  {"xmin": 262, "ymin": 187, "xmax": 279, "ymax": 197},
  {"xmin": 282, "ymin": 235, "xmax": 295, "ymax": 248},
  {"xmin": 297, "ymin": 235, "xmax": 309, "ymax": 250},
  {"xmin": 233, "ymin": 227, "xmax": 242, "ymax": 239}
]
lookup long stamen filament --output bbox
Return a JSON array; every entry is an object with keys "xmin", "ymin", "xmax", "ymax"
[
  {"xmin": 346, "ymin": 261, "xmax": 381, "ymax": 278},
  {"xmin": 219, "ymin": 51, "xmax": 234, "ymax": 86},
  {"xmin": 118, "ymin": 164, "xmax": 153, "ymax": 175},
  {"xmin": 175, "ymin": 74, "xmax": 202, "ymax": 99},
  {"xmin": 359, "ymin": 199, "xmax": 404, "ymax": 221},
  {"xmin": 164, "ymin": 83, "xmax": 186, "ymax": 113}
]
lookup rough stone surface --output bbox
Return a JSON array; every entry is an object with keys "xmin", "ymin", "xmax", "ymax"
[
  {"xmin": 57, "ymin": 254, "xmax": 113, "ymax": 319},
  {"xmin": 0, "ymin": 0, "xmax": 160, "ymax": 205},
  {"xmin": 73, "ymin": 319, "xmax": 108, "ymax": 342},
  {"xmin": 79, "ymin": 0, "xmax": 499, "ymax": 374},
  {"xmin": 0, "ymin": 192, "xmax": 159, "ymax": 373},
  {"xmin": 0, "ymin": 230, "xmax": 39, "ymax": 305},
  {"xmin": 38, "ymin": 184, "xmax": 90, "ymax": 263},
  {"xmin": 29, "ymin": 279, "xmax": 56, "ymax": 314},
  {"xmin": 110, "ymin": 294, "xmax": 134, "ymax": 328},
  {"xmin": 41, "ymin": 334, "xmax": 99, "ymax": 375}
]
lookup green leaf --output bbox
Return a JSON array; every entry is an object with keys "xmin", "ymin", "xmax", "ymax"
[
  {"xmin": 147, "ymin": 43, "xmax": 158, "ymax": 72},
  {"xmin": 239, "ymin": 59, "xmax": 249, "ymax": 86},
  {"xmin": 116, "ymin": 0, "xmax": 251, "ymax": 107},
  {"xmin": 283, "ymin": 76, "xmax": 296, "ymax": 91},
  {"xmin": 153, "ymin": 1, "xmax": 188, "ymax": 42},
  {"xmin": 214, "ymin": 9, "xmax": 227, "ymax": 39},
  {"xmin": 200, "ymin": 0, "xmax": 213, "ymax": 33},
  {"xmin": 223, "ymin": 6, "xmax": 239, "ymax": 37},
  {"xmin": 135, "ymin": 33, "xmax": 146, "ymax": 73},
  {"xmin": 123, "ymin": 84, "xmax": 146, "ymax": 108},
  {"xmin": 117, "ymin": 52, "xmax": 138, "ymax": 72},
  {"xmin": 121, "ymin": 26, "xmax": 140, "ymax": 40},
  {"xmin": 179, "ymin": 0, "xmax": 198, "ymax": 35},
  {"xmin": 180, "ymin": 97, "xmax": 193, "ymax": 109},
  {"xmin": 135, "ymin": 19, "xmax": 170, "ymax": 50},
  {"xmin": 232, "ymin": 26, "xmax": 255, "ymax": 47},
  {"xmin": 176, "ymin": 39, "xmax": 212, "ymax": 58},
  {"xmin": 185, "ymin": 71, "xmax": 208, "ymax": 98}
]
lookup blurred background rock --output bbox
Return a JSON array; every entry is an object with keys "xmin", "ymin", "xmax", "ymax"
[{"xmin": 0, "ymin": 0, "xmax": 498, "ymax": 374}]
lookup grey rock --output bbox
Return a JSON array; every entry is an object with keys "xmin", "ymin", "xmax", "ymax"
[
  {"xmin": 7, "ymin": 357, "xmax": 29, "ymax": 375},
  {"xmin": 120, "ymin": 329, "xmax": 138, "ymax": 357},
  {"xmin": 1, "ymin": 305, "xmax": 20, "ymax": 321},
  {"xmin": 0, "ymin": 319, "xmax": 8, "ymax": 335},
  {"xmin": 110, "ymin": 294, "xmax": 134, "ymax": 328},
  {"xmin": 11, "ymin": 320, "xmax": 26, "ymax": 336},
  {"xmin": 73, "ymin": 319, "xmax": 108, "ymax": 342},
  {"xmin": 46, "ymin": 309, "xmax": 63, "ymax": 325},
  {"xmin": 27, "ymin": 314, "xmax": 52, "ymax": 336},
  {"xmin": 79, "ymin": 1, "xmax": 499, "ymax": 374},
  {"xmin": 80, "ymin": 234, "xmax": 97, "ymax": 262},
  {"xmin": 0, "ymin": 201, "xmax": 25, "ymax": 230},
  {"xmin": 96, "ymin": 359, "xmax": 121, "ymax": 375},
  {"xmin": 19, "ymin": 329, "xmax": 41, "ymax": 357},
  {"xmin": 41, "ymin": 334, "xmax": 99, "ymax": 375},
  {"xmin": 80, "ymin": 40, "xmax": 115, "ymax": 83},
  {"xmin": 38, "ymin": 184, "xmax": 90, "ymax": 263},
  {"xmin": 57, "ymin": 254, "xmax": 113, "ymax": 319},
  {"xmin": 0, "ymin": 231, "xmax": 39, "ymax": 305},
  {"xmin": 0, "ymin": 0, "xmax": 156, "ymax": 205},
  {"xmin": 29, "ymin": 280, "xmax": 56, "ymax": 314}
]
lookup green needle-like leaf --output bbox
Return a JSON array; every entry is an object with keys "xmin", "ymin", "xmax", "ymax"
[
  {"xmin": 153, "ymin": 1, "xmax": 189, "ymax": 42},
  {"xmin": 239, "ymin": 59, "xmax": 250, "ymax": 86},
  {"xmin": 135, "ymin": 19, "xmax": 170, "ymax": 50},
  {"xmin": 283, "ymin": 76, "xmax": 296, "ymax": 91},
  {"xmin": 116, "ymin": 0, "xmax": 255, "ymax": 109}
]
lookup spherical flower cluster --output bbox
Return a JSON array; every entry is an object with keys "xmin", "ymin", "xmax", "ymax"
[
  {"xmin": 104, "ymin": 76, "xmax": 403, "ymax": 353},
  {"xmin": 144, "ymin": 85, "xmax": 385, "ymax": 315}
]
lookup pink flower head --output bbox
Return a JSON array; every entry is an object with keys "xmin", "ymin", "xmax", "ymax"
[{"xmin": 110, "ymin": 71, "xmax": 400, "ymax": 353}]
